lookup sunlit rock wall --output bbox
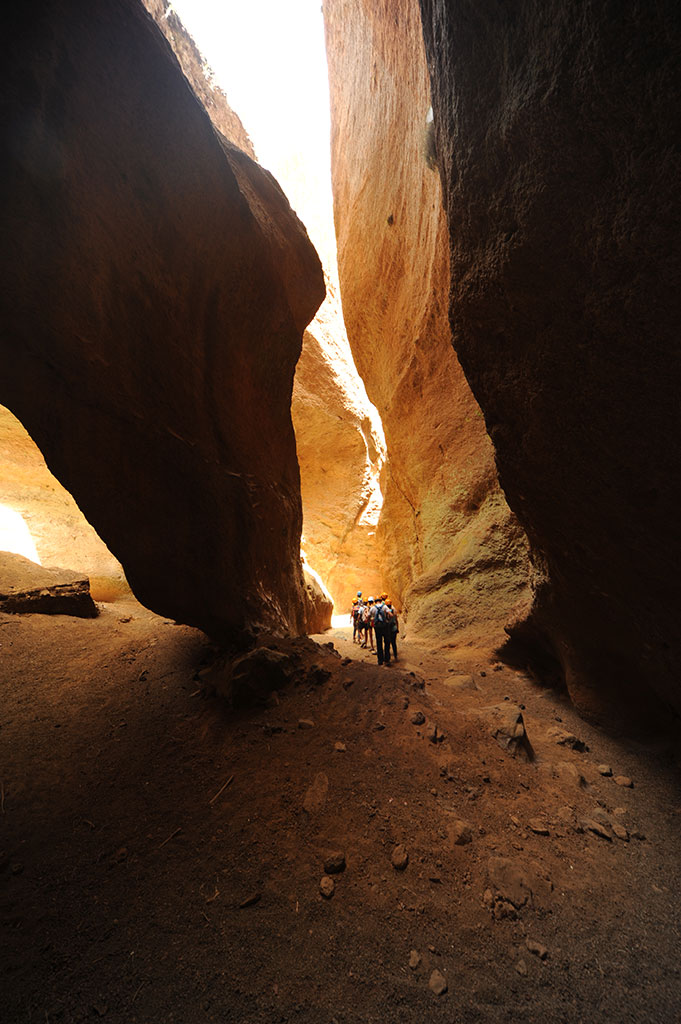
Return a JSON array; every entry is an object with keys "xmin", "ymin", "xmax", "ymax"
[
  {"xmin": 293, "ymin": 279, "xmax": 386, "ymax": 613},
  {"xmin": 147, "ymin": 0, "xmax": 386, "ymax": 618},
  {"xmin": 324, "ymin": 0, "xmax": 531, "ymax": 646},
  {"xmin": 419, "ymin": 0, "xmax": 681, "ymax": 719},
  {"xmin": 0, "ymin": 405, "xmax": 128, "ymax": 602},
  {"xmin": 2, "ymin": 0, "xmax": 324, "ymax": 641}
]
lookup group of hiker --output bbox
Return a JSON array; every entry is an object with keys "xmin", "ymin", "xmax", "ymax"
[{"xmin": 350, "ymin": 592, "xmax": 399, "ymax": 666}]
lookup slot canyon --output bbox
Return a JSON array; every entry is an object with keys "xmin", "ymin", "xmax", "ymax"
[{"xmin": 1, "ymin": 1, "xmax": 680, "ymax": 1021}]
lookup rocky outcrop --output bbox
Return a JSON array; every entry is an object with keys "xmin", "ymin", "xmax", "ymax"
[
  {"xmin": 0, "ymin": 551, "xmax": 98, "ymax": 618},
  {"xmin": 324, "ymin": 0, "xmax": 530, "ymax": 646},
  {"xmin": 419, "ymin": 1, "xmax": 681, "ymax": 718},
  {"xmin": 293, "ymin": 279, "xmax": 386, "ymax": 612},
  {"xmin": 0, "ymin": 405, "xmax": 128, "ymax": 602},
  {"xmin": 142, "ymin": 0, "xmax": 255, "ymax": 158},
  {"xmin": 1, "ymin": 1, "xmax": 324, "ymax": 642},
  {"xmin": 146, "ymin": 0, "xmax": 386, "ymax": 618},
  {"xmin": 301, "ymin": 557, "xmax": 333, "ymax": 634}
]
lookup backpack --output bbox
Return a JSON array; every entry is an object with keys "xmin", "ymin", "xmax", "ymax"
[
  {"xmin": 374, "ymin": 601, "xmax": 387, "ymax": 625},
  {"xmin": 361, "ymin": 604, "xmax": 371, "ymax": 624}
]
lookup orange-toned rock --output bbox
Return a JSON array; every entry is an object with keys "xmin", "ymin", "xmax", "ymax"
[
  {"xmin": 293, "ymin": 279, "xmax": 386, "ymax": 612},
  {"xmin": 324, "ymin": 0, "xmax": 530, "ymax": 646},
  {"xmin": 1, "ymin": 0, "xmax": 324, "ymax": 641},
  {"xmin": 0, "ymin": 405, "xmax": 128, "ymax": 602},
  {"xmin": 419, "ymin": 0, "xmax": 681, "ymax": 718}
]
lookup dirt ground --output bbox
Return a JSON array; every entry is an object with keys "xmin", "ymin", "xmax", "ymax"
[{"xmin": 2, "ymin": 598, "xmax": 681, "ymax": 1024}]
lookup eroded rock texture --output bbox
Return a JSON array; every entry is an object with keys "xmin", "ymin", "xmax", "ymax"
[
  {"xmin": 293, "ymin": 280, "xmax": 386, "ymax": 612},
  {"xmin": 2, "ymin": 1, "xmax": 324, "ymax": 641},
  {"xmin": 324, "ymin": 0, "xmax": 530, "ymax": 645},
  {"xmin": 0, "ymin": 405, "xmax": 128, "ymax": 602},
  {"xmin": 419, "ymin": 1, "xmax": 681, "ymax": 718},
  {"xmin": 0, "ymin": 551, "xmax": 98, "ymax": 618}
]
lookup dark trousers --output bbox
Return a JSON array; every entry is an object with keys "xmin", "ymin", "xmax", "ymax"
[
  {"xmin": 375, "ymin": 625, "xmax": 391, "ymax": 665},
  {"xmin": 390, "ymin": 630, "xmax": 397, "ymax": 659}
]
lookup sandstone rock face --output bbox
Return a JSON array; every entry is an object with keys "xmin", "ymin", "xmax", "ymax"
[
  {"xmin": 143, "ymin": 0, "xmax": 255, "ymax": 159},
  {"xmin": 294, "ymin": 280, "xmax": 386, "ymax": 613},
  {"xmin": 0, "ymin": 551, "xmax": 98, "ymax": 618},
  {"xmin": 147, "ymin": 0, "xmax": 386, "ymax": 617},
  {"xmin": 301, "ymin": 556, "xmax": 333, "ymax": 634},
  {"xmin": 324, "ymin": 0, "xmax": 530, "ymax": 645},
  {"xmin": 2, "ymin": 0, "xmax": 324, "ymax": 642},
  {"xmin": 419, "ymin": 0, "xmax": 681, "ymax": 718},
  {"xmin": 0, "ymin": 405, "xmax": 128, "ymax": 602}
]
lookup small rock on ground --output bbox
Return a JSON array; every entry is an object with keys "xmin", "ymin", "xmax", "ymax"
[
  {"xmin": 298, "ymin": 719, "xmax": 315, "ymax": 729},
  {"xmin": 451, "ymin": 820, "xmax": 473, "ymax": 846},
  {"xmin": 391, "ymin": 845, "xmax": 409, "ymax": 870},
  {"xmin": 319, "ymin": 875, "xmax": 335, "ymax": 899},
  {"xmin": 582, "ymin": 818, "xmax": 612, "ymax": 841},
  {"xmin": 614, "ymin": 775, "xmax": 633, "ymax": 788},
  {"xmin": 598, "ymin": 764, "xmax": 613, "ymax": 776},
  {"xmin": 528, "ymin": 820, "xmax": 550, "ymax": 836},
  {"xmin": 323, "ymin": 851, "xmax": 346, "ymax": 874},
  {"xmin": 515, "ymin": 959, "xmax": 528, "ymax": 976},
  {"xmin": 410, "ymin": 711, "xmax": 426, "ymax": 726},
  {"xmin": 429, "ymin": 969, "xmax": 448, "ymax": 995},
  {"xmin": 334, "ymin": 741, "xmax": 346, "ymax": 752},
  {"xmin": 612, "ymin": 823, "xmax": 630, "ymax": 841},
  {"xmin": 526, "ymin": 938, "xmax": 548, "ymax": 960},
  {"xmin": 409, "ymin": 950, "xmax": 421, "ymax": 970}
]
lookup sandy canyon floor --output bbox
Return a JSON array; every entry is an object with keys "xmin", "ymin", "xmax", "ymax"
[{"xmin": 2, "ymin": 598, "xmax": 681, "ymax": 1023}]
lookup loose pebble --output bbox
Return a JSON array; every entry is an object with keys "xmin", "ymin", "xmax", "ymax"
[
  {"xmin": 582, "ymin": 818, "xmax": 612, "ymax": 841},
  {"xmin": 598, "ymin": 764, "xmax": 613, "ymax": 776},
  {"xmin": 429, "ymin": 969, "xmax": 448, "ymax": 995},
  {"xmin": 334, "ymin": 741, "xmax": 346, "ymax": 752},
  {"xmin": 526, "ymin": 938, "xmax": 548, "ymax": 960},
  {"xmin": 614, "ymin": 775, "xmax": 634, "ymax": 788},
  {"xmin": 612, "ymin": 823, "xmax": 629, "ymax": 842},
  {"xmin": 391, "ymin": 845, "xmax": 409, "ymax": 870},
  {"xmin": 298, "ymin": 719, "xmax": 315, "ymax": 730},
  {"xmin": 451, "ymin": 819, "xmax": 473, "ymax": 846},
  {"xmin": 528, "ymin": 820, "xmax": 550, "ymax": 836},
  {"xmin": 410, "ymin": 711, "xmax": 426, "ymax": 726},
  {"xmin": 409, "ymin": 950, "xmax": 421, "ymax": 970},
  {"xmin": 324, "ymin": 851, "xmax": 346, "ymax": 874},
  {"xmin": 515, "ymin": 959, "xmax": 528, "ymax": 976},
  {"xmin": 319, "ymin": 875, "xmax": 335, "ymax": 899}
]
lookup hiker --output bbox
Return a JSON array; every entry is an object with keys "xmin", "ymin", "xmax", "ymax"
[
  {"xmin": 372, "ymin": 593, "xmax": 393, "ymax": 666},
  {"xmin": 386, "ymin": 599, "xmax": 399, "ymax": 660},
  {"xmin": 362, "ymin": 597, "xmax": 375, "ymax": 650},
  {"xmin": 351, "ymin": 594, "xmax": 363, "ymax": 643}
]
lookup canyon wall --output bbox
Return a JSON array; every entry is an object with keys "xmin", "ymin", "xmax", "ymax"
[
  {"xmin": 1, "ymin": 0, "xmax": 324, "ymax": 641},
  {"xmin": 293, "ymin": 279, "xmax": 386, "ymax": 613},
  {"xmin": 0, "ymin": 405, "xmax": 128, "ymax": 602},
  {"xmin": 324, "ymin": 0, "xmax": 531, "ymax": 646},
  {"xmin": 146, "ymin": 0, "xmax": 385, "ymax": 617},
  {"xmin": 419, "ymin": 1, "xmax": 681, "ymax": 719}
]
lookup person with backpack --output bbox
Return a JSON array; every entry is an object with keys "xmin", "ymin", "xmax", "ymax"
[
  {"xmin": 362, "ymin": 597, "xmax": 375, "ymax": 651},
  {"xmin": 351, "ymin": 593, "xmax": 363, "ymax": 643},
  {"xmin": 372, "ymin": 593, "xmax": 393, "ymax": 666},
  {"xmin": 386, "ymin": 599, "xmax": 399, "ymax": 660}
]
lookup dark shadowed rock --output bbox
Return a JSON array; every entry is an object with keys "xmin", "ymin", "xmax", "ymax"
[
  {"xmin": 483, "ymin": 705, "xmax": 535, "ymax": 761},
  {"xmin": 419, "ymin": 0, "xmax": 681, "ymax": 722},
  {"xmin": 1, "ymin": 0, "xmax": 324, "ymax": 644},
  {"xmin": 0, "ymin": 551, "xmax": 97, "ymax": 618}
]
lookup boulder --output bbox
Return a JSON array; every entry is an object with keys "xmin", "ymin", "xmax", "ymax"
[
  {"xmin": 483, "ymin": 704, "xmax": 535, "ymax": 761},
  {"xmin": 1, "ymin": 0, "xmax": 324, "ymax": 643},
  {"xmin": 301, "ymin": 558, "xmax": 333, "ymax": 634},
  {"xmin": 0, "ymin": 551, "xmax": 97, "ymax": 618},
  {"xmin": 419, "ymin": 0, "xmax": 681, "ymax": 719}
]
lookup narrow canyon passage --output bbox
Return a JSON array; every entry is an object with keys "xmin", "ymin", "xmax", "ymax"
[{"xmin": 2, "ymin": 1, "xmax": 681, "ymax": 1022}]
